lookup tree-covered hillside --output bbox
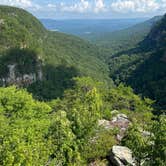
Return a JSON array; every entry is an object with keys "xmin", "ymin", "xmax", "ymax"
[
  {"xmin": 0, "ymin": 6, "xmax": 113, "ymax": 100},
  {"xmin": 0, "ymin": 6, "xmax": 45, "ymax": 51},
  {"xmin": 0, "ymin": 5, "xmax": 165, "ymax": 166},
  {"xmin": 92, "ymin": 16, "xmax": 162, "ymax": 55},
  {"xmin": 108, "ymin": 14, "xmax": 166, "ymax": 111}
]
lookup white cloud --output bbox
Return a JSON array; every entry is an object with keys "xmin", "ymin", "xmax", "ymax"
[
  {"xmin": 47, "ymin": 4, "xmax": 56, "ymax": 8},
  {"xmin": 161, "ymin": 0, "xmax": 166, "ymax": 8},
  {"xmin": 110, "ymin": 0, "xmax": 160, "ymax": 13},
  {"xmin": 60, "ymin": 0, "xmax": 90, "ymax": 13},
  {"xmin": 0, "ymin": 0, "xmax": 165, "ymax": 17},
  {"xmin": 94, "ymin": 0, "xmax": 105, "ymax": 13},
  {"xmin": 0, "ymin": 0, "xmax": 33, "ymax": 8},
  {"xmin": 47, "ymin": 0, "xmax": 106, "ymax": 14},
  {"xmin": 0, "ymin": 0, "xmax": 42, "ymax": 11}
]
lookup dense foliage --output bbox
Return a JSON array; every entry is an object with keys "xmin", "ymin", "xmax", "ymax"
[
  {"xmin": 0, "ymin": 5, "xmax": 165, "ymax": 166},
  {"xmin": 0, "ymin": 5, "xmax": 112, "ymax": 88},
  {"xmin": 106, "ymin": 15, "xmax": 166, "ymax": 111},
  {"xmin": 122, "ymin": 115, "xmax": 166, "ymax": 165},
  {"xmin": 0, "ymin": 76, "xmax": 158, "ymax": 165}
]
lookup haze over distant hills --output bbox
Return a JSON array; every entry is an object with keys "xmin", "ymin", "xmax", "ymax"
[
  {"xmin": 40, "ymin": 18, "xmax": 148, "ymax": 39},
  {"xmin": 92, "ymin": 16, "xmax": 162, "ymax": 50}
]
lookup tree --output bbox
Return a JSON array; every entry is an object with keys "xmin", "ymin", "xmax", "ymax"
[
  {"xmin": 0, "ymin": 86, "xmax": 52, "ymax": 166},
  {"xmin": 48, "ymin": 110, "xmax": 81, "ymax": 166},
  {"xmin": 62, "ymin": 77, "xmax": 103, "ymax": 140},
  {"xmin": 122, "ymin": 124, "xmax": 149, "ymax": 165},
  {"xmin": 122, "ymin": 115, "xmax": 166, "ymax": 166},
  {"xmin": 149, "ymin": 115, "xmax": 166, "ymax": 165}
]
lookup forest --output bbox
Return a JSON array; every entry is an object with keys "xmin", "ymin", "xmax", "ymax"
[{"xmin": 0, "ymin": 5, "xmax": 165, "ymax": 166}]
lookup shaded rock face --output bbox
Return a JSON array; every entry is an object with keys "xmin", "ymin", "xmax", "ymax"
[
  {"xmin": 8, "ymin": 64, "xmax": 16, "ymax": 80},
  {"xmin": 0, "ymin": 63, "xmax": 42, "ymax": 87},
  {"xmin": 0, "ymin": 48, "xmax": 43, "ymax": 87},
  {"xmin": 99, "ymin": 113, "xmax": 131, "ymax": 141},
  {"xmin": 110, "ymin": 146, "xmax": 136, "ymax": 166}
]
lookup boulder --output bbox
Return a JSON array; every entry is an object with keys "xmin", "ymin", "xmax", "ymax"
[
  {"xmin": 98, "ymin": 114, "xmax": 131, "ymax": 141},
  {"xmin": 111, "ymin": 114, "xmax": 129, "ymax": 125},
  {"xmin": 110, "ymin": 146, "xmax": 136, "ymax": 166}
]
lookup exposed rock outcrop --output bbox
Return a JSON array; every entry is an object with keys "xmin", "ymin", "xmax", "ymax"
[
  {"xmin": 8, "ymin": 64, "xmax": 16, "ymax": 80},
  {"xmin": 111, "ymin": 114, "xmax": 131, "ymax": 141},
  {"xmin": 98, "ymin": 119, "xmax": 113, "ymax": 130},
  {"xmin": 99, "ymin": 113, "xmax": 131, "ymax": 141},
  {"xmin": 0, "ymin": 63, "xmax": 42, "ymax": 87},
  {"xmin": 110, "ymin": 146, "xmax": 136, "ymax": 166},
  {"xmin": 0, "ymin": 19, "xmax": 5, "ymax": 25}
]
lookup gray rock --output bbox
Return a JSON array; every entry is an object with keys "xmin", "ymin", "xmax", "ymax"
[
  {"xmin": 110, "ymin": 146, "xmax": 136, "ymax": 166},
  {"xmin": 1, "ymin": 62, "xmax": 43, "ymax": 87},
  {"xmin": 98, "ymin": 114, "xmax": 131, "ymax": 141},
  {"xmin": 98, "ymin": 119, "xmax": 113, "ymax": 129},
  {"xmin": 111, "ymin": 114, "xmax": 131, "ymax": 141},
  {"xmin": 8, "ymin": 64, "xmax": 16, "ymax": 80},
  {"xmin": 139, "ymin": 129, "xmax": 152, "ymax": 137},
  {"xmin": 0, "ymin": 19, "xmax": 4, "ymax": 25}
]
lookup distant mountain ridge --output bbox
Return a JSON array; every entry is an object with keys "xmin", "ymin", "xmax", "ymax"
[
  {"xmin": 92, "ymin": 15, "xmax": 162, "ymax": 53},
  {"xmin": 40, "ymin": 18, "xmax": 148, "ymax": 40}
]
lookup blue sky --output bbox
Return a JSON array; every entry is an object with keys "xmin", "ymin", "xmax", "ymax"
[{"xmin": 0, "ymin": 0, "xmax": 166, "ymax": 19}]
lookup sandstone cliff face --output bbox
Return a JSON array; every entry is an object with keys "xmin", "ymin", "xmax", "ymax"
[{"xmin": 0, "ymin": 63, "xmax": 42, "ymax": 87}]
